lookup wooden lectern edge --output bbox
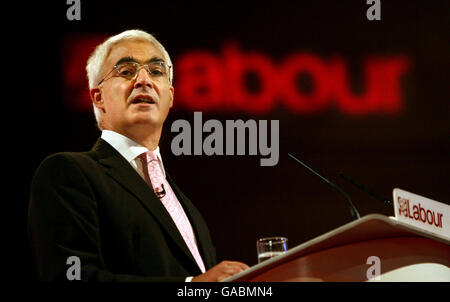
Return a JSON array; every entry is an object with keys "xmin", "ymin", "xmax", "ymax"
[
  {"xmin": 385, "ymin": 215, "xmax": 450, "ymax": 245},
  {"xmin": 222, "ymin": 213, "xmax": 450, "ymax": 282}
]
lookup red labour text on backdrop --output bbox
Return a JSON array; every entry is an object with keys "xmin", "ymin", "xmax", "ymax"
[
  {"xmin": 62, "ymin": 36, "xmax": 411, "ymax": 115},
  {"xmin": 175, "ymin": 43, "xmax": 411, "ymax": 115}
]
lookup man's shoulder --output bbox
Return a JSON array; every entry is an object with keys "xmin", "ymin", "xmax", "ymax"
[
  {"xmin": 37, "ymin": 138, "xmax": 107, "ymax": 167},
  {"xmin": 34, "ymin": 150, "xmax": 100, "ymax": 179},
  {"xmin": 41, "ymin": 149, "xmax": 97, "ymax": 165}
]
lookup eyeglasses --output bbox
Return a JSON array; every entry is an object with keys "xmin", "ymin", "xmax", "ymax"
[{"xmin": 97, "ymin": 61, "xmax": 172, "ymax": 86}]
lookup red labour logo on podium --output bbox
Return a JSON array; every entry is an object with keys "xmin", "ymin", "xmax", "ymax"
[{"xmin": 397, "ymin": 197, "xmax": 444, "ymax": 229}]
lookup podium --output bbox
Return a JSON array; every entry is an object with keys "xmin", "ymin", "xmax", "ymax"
[{"xmin": 223, "ymin": 214, "xmax": 450, "ymax": 282}]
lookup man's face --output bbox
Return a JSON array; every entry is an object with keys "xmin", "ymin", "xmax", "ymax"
[{"xmin": 92, "ymin": 39, "xmax": 174, "ymax": 134}]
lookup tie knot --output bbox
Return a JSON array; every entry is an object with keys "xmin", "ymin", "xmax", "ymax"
[{"xmin": 140, "ymin": 150, "xmax": 158, "ymax": 164}]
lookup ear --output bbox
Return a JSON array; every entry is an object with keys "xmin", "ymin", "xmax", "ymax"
[
  {"xmin": 169, "ymin": 86, "xmax": 174, "ymax": 108},
  {"xmin": 90, "ymin": 87, "xmax": 106, "ymax": 113}
]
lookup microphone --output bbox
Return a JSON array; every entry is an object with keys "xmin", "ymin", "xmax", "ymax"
[
  {"xmin": 155, "ymin": 183, "xmax": 166, "ymax": 199},
  {"xmin": 288, "ymin": 153, "xmax": 361, "ymax": 221},
  {"xmin": 339, "ymin": 172, "xmax": 392, "ymax": 207}
]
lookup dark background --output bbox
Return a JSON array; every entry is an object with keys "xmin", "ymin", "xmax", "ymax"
[{"xmin": 5, "ymin": 0, "xmax": 449, "ymax": 280}]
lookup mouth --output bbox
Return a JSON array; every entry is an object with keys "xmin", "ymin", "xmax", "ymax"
[{"xmin": 131, "ymin": 94, "xmax": 156, "ymax": 105}]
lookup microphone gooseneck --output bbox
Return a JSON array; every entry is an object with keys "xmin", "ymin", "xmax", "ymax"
[
  {"xmin": 288, "ymin": 153, "xmax": 360, "ymax": 221},
  {"xmin": 339, "ymin": 172, "xmax": 392, "ymax": 207}
]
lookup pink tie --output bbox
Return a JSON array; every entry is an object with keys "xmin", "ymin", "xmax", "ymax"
[{"xmin": 139, "ymin": 151, "xmax": 206, "ymax": 273}]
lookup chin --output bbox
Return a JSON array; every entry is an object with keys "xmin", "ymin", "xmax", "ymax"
[
  {"xmin": 132, "ymin": 117, "xmax": 163, "ymax": 129},
  {"xmin": 130, "ymin": 110, "xmax": 168, "ymax": 127}
]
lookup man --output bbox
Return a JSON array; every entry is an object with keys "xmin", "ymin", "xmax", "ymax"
[{"xmin": 28, "ymin": 29, "xmax": 249, "ymax": 282}]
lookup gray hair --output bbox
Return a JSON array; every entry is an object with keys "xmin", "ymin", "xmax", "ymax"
[{"xmin": 85, "ymin": 29, "xmax": 173, "ymax": 130}]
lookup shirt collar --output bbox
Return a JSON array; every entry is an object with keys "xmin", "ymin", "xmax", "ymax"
[{"xmin": 101, "ymin": 130, "xmax": 166, "ymax": 177}]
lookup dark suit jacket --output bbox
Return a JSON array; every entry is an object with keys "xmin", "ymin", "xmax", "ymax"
[{"xmin": 28, "ymin": 138, "xmax": 217, "ymax": 281}]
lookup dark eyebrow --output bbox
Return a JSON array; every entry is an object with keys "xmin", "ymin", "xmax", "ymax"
[
  {"xmin": 147, "ymin": 57, "xmax": 165, "ymax": 64},
  {"xmin": 115, "ymin": 56, "xmax": 137, "ymax": 66},
  {"xmin": 115, "ymin": 56, "xmax": 166, "ymax": 66}
]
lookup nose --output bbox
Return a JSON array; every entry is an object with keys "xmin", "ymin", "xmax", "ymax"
[{"xmin": 133, "ymin": 67, "xmax": 154, "ymax": 89}]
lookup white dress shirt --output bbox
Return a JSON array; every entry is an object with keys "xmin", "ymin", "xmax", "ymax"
[
  {"xmin": 100, "ymin": 130, "xmax": 197, "ymax": 281},
  {"xmin": 101, "ymin": 130, "xmax": 166, "ymax": 179}
]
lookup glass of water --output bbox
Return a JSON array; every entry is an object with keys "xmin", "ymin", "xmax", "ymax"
[{"xmin": 256, "ymin": 237, "xmax": 288, "ymax": 263}]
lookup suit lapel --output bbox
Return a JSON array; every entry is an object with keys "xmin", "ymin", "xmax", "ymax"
[
  {"xmin": 167, "ymin": 175, "xmax": 214, "ymax": 269},
  {"xmin": 91, "ymin": 138, "xmax": 201, "ymax": 273}
]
